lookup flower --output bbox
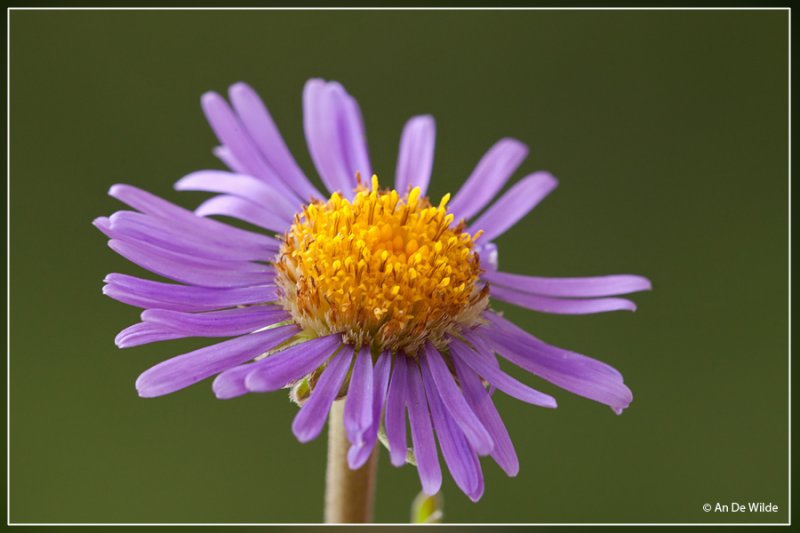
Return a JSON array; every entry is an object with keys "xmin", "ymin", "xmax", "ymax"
[{"xmin": 95, "ymin": 79, "xmax": 651, "ymax": 502}]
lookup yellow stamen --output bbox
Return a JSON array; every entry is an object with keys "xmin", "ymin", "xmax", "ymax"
[{"xmin": 275, "ymin": 176, "xmax": 487, "ymax": 355}]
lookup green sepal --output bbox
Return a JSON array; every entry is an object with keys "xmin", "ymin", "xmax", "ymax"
[{"xmin": 290, "ymin": 377, "xmax": 311, "ymax": 406}]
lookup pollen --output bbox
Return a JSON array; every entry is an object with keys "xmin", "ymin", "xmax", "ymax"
[{"xmin": 274, "ymin": 176, "xmax": 488, "ymax": 355}]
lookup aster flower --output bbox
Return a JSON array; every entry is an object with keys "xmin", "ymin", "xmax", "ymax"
[{"xmin": 95, "ymin": 79, "xmax": 650, "ymax": 507}]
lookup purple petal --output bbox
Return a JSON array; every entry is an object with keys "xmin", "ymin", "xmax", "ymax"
[
  {"xmin": 449, "ymin": 337, "xmax": 557, "ymax": 408},
  {"xmin": 344, "ymin": 347, "xmax": 374, "ymax": 446},
  {"xmin": 200, "ymin": 91, "xmax": 300, "ymax": 202},
  {"xmin": 421, "ymin": 345, "xmax": 493, "ymax": 455},
  {"xmin": 395, "ymin": 115, "xmax": 435, "ymax": 196},
  {"xmin": 213, "ymin": 145, "xmax": 248, "ymax": 175},
  {"xmin": 93, "ymin": 216, "xmax": 111, "ymax": 235},
  {"xmin": 451, "ymin": 350, "xmax": 519, "ymax": 477},
  {"xmin": 405, "ymin": 362, "xmax": 442, "ymax": 496},
  {"xmin": 108, "ymin": 184, "xmax": 271, "ymax": 250},
  {"xmin": 228, "ymin": 82, "xmax": 323, "ymax": 201},
  {"xmin": 303, "ymin": 79, "xmax": 371, "ymax": 198},
  {"xmin": 347, "ymin": 350, "xmax": 391, "ymax": 469},
  {"xmin": 107, "ymin": 239, "xmax": 271, "ymax": 288},
  {"xmin": 483, "ymin": 270, "xmax": 653, "ymax": 298},
  {"xmin": 211, "ymin": 363, "xmax": 259, "ymax": 400},
  {"xmin": 448, "ymin": 138, "xmax": 528, "ymax": 221},
  {"xmin": 243, "ymin": 334, "xmax": 342, "ymax": 393},
  {"xmin": 195, "ymin": 195, "xmax": 289, "ymax": 233},
  {"xmin": 141, "ymin": 307, "xmax": 289, "ymax": 337},
  {"xmin": 489, "ymin": 285, "xmax": 638, "ymax": 314},
  {"xmin": 115, "ymin": 322, "xmax": 186, "ymax": 348},
  {"xmin": 103, "ymin": 274, "xmax": 276, "ymax": 312},
  {"xmin": 468, "ymin": 172, "xmax": 558, "ymax": 242},
  {"xmin": 292, "ymin": 345, "xmax": 355, "ymax": 443},
  {"xmin": 302, "ymin": 79, "xmax": 342, "ymax": 195},
  {"xmin": 478, "ymin": 313, "xmax": 632, "ymax": 414},
  {"xmin": 213, "ymin": 334, "xmax": 341, "ymax": 399},
  {"xmin": 421, "ymin": 359, "xmax": 484, "ymax": 502},
  {"xmin": 135, "ymin": 324, "xmax": 299, "ymax": 398},
  {"xmin": 175, "ymin": 170, "xmax": 298, "ymax": 222},
  {"xmin": 384, "ymin": 354, "xmax": 409, "ymax": 467},
  {"xmin": 105, "ymin": 211, "xmax": 277, "ymax": 262},
  {"xmin": 97, "ymin": 216, "xmax": 278, "ymax": 265},
  {"xmin": 116, "ymin": 310, "xmax": 284, "ymax": 348},
  {"xmin": 336, "ymin": 88, "xmax": 371, "ymax": 190}
]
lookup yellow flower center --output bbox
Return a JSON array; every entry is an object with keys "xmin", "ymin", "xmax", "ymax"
[{"xmin": 275, "ymin": 176, "xmax": 488, "ymax": 356}]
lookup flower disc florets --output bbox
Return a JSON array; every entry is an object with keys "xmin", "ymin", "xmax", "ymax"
[{"xmin": 275, "ymin": 176, "xmax": 488, "ymax": 355}]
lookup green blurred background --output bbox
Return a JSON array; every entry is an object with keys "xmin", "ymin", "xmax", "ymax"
[{"xmin": 9, "ymin": 9, "xmax": 788, "ymax": 524}]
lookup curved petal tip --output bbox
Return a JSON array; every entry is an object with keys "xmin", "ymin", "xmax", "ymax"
[{"xmin": 228, "ymin": 81, "xmax": 254, "ymax": 98}]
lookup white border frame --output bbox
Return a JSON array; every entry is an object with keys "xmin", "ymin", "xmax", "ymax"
[{"xmin": 5, "ymin": 5, "xmax": 792, "ymax": 527}]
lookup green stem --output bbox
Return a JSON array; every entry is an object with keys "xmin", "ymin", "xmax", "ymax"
[{"xmin": 324, "ymin": 400, "xmax": 378, "ymax": 523}]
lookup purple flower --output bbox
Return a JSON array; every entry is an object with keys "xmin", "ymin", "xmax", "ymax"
[{"xmin": 95, "ymin": 79, "xmax": 651, "ymax": 502}]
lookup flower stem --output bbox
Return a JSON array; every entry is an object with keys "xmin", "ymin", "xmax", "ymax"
[{"xmin": 324, "ymin": 400, "xmax": 378, "ymax": 523}]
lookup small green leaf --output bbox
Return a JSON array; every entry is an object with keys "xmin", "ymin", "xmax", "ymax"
[{"xmin": 411, "ymin": 491, "xmax": 443, "ymax": 523}]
